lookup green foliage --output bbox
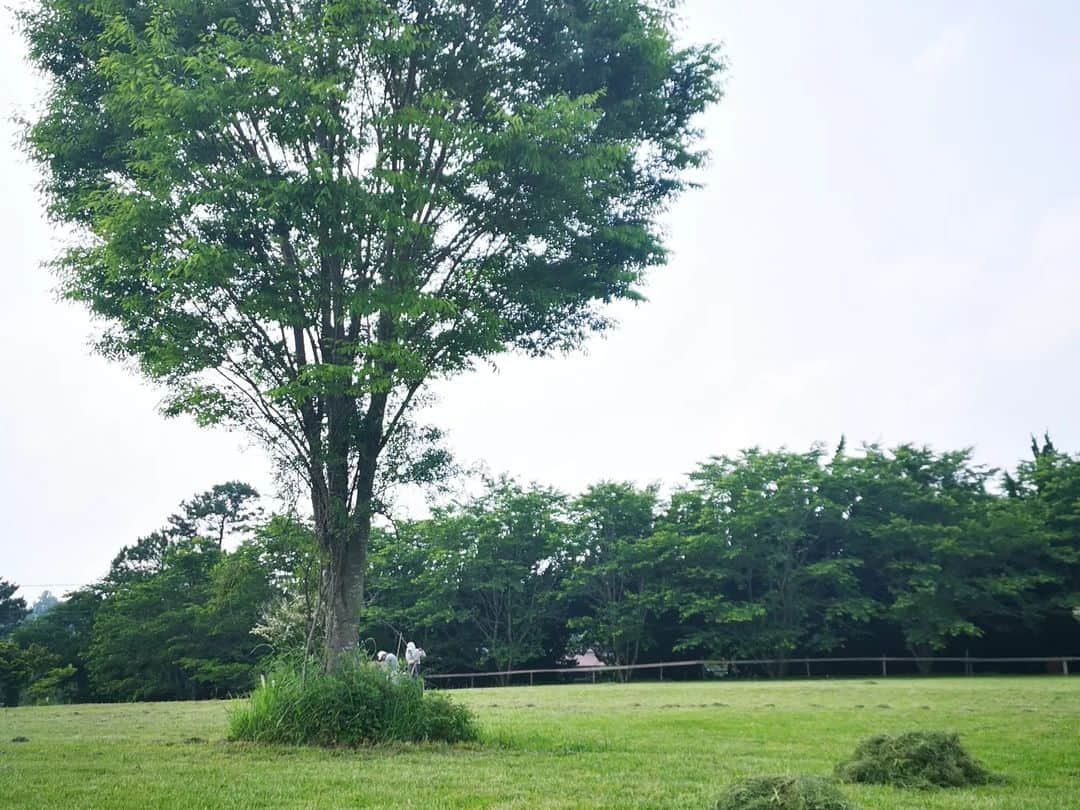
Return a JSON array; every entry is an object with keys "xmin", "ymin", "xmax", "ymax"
[
  {"xmin": 362, "ymin": 522, "xmax": 472, "ymax": 667},
  {"xmin": 20, "ymin": 0, "xmax": 722, "ymax": 659},
  {"xmin": 167, "ymin": 481, "xmax": 263, "ymax": 547},
  {"xmin": 837, "ymin": 445, "xmax": 1061, "ymax": 663},
  {"xmin": 89, "ymin": 534, "xmax": 280, "ymax": 700},
  {"xmin": 715, "ymin": 776, "xmax": 858, "ymax": 810},
  {"xmin": 89, "ymin": 538, "xmax": 227, "ymax": 700},
  {"xmin": 0, "ymin": 642, "xmax": 66, "ymax": 706},
  {"xmin": 835, "ymin": 731, "xmax": 1001, "ymax": 789},
  {"xmin": 8, "ymin": 486, "xmax": 322, "ymax": 704},
  {"xmin": 228, "ymin": 656, "xmax": 477, "ymax": 746},
  {"xmin": 7, "ymin": 438, "xmax": 1080, "ymax": 702},
  {"xmin": 77, "ymin": 482, "xmax": 299, "ymax": 701},
  {"xmin": 11, "ymin": 588, "xmax": 100, "ymax": 702},
  {"xmin": 658, "ymin": 447, "xmax": 877, "ymax": 666},
  {"xmin": 1005, "ymin": 436, "xmax": 1080, "ymax": 620},
  {"xmin": 366, "ymin": 477, "xmax": 571, "ymax": 674},
  {"xmin": 442, "ymin": 479, "xmax": 570, "ymax": 673},
  {"xmin": 561, "ymin": 482, "xmax": 661, "ymax": 672},
  {"xmin": 248, "ymin": 515, "xmax": 323, "ymax": 658},
  {"xmin": 0, "ymin": 580, "xmax": 29, "ymax": 637},
  {"xmin": 104, "ymin": 531, "xmax": 172, "ymax": 588},
  {"xmin": 360, "ymin": 438, "xmax": 1080, "ymax": 678},
  {"xmin": 635, "ymin": 442, "xmax": 1075, "ymax": 670},
  {"xmin": 0, "ymin": 640, "xmax": 31, "ymax": 706},
  {"xmin": 23, "ymin": 665, "xmax": 79, "ymax": 705}
]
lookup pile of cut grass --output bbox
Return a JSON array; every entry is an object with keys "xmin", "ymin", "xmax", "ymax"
[
  {"xmin": 834, "ymin": 730, "xmax": 1000, "ymax": 789},
  {"xmin": 715, "ymin": 775, "xmax": 858, "ymax": 810}
]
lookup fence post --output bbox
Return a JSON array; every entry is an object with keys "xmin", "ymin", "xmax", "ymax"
[
  {"xmin": 470, "ymin": 676, "xmax": 475, "ymax": 689},
  {"xmin": 805, "ymin": 660, "xmax": 811, "ymax": 678},
  {"xmin": 659, "ymin": 664, "xmax": 664, "ymax": 681},
  {"xmin": 530, "ymin": 671, "xmax": 534, "ymax": 686},
  {"xmin": 964, "ymin": 650, "xmax": 973, "ymax": 676},
  {"xmin": 881, "ymin": 655, "xmax": 887, "ymax": 677},
  {"xmin": 1064, "ymin": 659, "xmax": 1070, "ymax": 676}
]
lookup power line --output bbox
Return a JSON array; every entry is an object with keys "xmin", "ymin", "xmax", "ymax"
[{"xmin": 14, "ymin": 583, "xmax": 90, "ymax": 589}]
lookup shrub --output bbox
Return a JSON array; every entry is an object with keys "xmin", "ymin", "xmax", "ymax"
[
  {"xmin": 715, "ymin": 775, "xmax": 858, "ymax": 810},
  {"xmin": 835, "ymin": 730, "xmax": 1001, "ymax": 789},
  {"xmin": 228, "ymin": 656, "xmax": 478, "ymax": 746}
]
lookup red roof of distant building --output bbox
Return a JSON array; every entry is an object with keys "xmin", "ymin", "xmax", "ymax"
[{"xmin": 566, "ymin": 649, "xmax": 605, "ymax": 667}]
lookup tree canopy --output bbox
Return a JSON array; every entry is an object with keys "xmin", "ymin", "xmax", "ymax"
[
  {"xmin": 21, "ymin": 0, "xmax": 723, "ymax": 659},
  {"xmin": 0, "ymin": 581, "xmax": 30, "ymax": 637}
]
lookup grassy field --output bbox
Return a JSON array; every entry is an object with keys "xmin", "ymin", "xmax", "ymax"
[{"xmin": 1, "ymin": 677, "xmax": 1077, "ymax": 808}]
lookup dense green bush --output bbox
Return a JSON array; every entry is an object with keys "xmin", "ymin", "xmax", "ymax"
[
  {"xmin": 835, "ymin": 730, "xmax": 1001, "ymax": 789},
  {"xmin": 228, "ymin": 657, "xmax": 478, "ymax": 746},
  {"xmin": 715, "ymin": 775, "xmax": 858, "ymax": 810}
]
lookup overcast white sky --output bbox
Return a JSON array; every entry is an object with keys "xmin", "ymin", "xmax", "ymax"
[{"xmin": 3, "ymin": 1, "xmax": 1079, "ymax": 601}]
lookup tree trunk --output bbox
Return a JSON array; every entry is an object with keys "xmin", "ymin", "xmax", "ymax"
[
  {"xmin": 767, "ymin": 656, "xmax": 790, "ymax": 678},
  {"xmin": 316, "ymin": 442, "xmax": 377, "ymax": 669},
  {"xmin": 912, "ymin": 647, "xmax": 934, "ymax": 675},
  {"xmin": 315, "ymin": 393, "xmax": 382, "ymax": 669},
  {"xmin": 322, "ymin": 518, "xmax": 369, "ymax": 666}
]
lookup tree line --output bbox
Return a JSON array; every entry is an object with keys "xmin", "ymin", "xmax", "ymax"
[{"xmin": 2, "ymin": 437, "xmax": 1078, "ymax": 703}]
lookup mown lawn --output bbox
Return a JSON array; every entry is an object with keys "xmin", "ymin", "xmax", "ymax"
[{"xmin": 1, "ymin": 677, "xmax": 1077, "ymax": 808}]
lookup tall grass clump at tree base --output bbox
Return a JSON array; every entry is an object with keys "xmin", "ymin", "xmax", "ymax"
[
  {"xmin": 835, "ymin": 730, "xmax": 1001, "ymax": 789},
  {"xmin": 228, "ymin": 657, "xmax": 477, "ymax": 746},
  {"xmin": 715, "ymin": 775, "xmax": 859, "ymax": 810}
]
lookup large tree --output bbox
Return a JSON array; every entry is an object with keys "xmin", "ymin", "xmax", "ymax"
[
  {"xmin": 838, "ymin": 444, "xmax": 1056, "ymax": 668},
  {"xmin": 368, "ymin": 478, "xmax": 571, "ymax": 676},
  {"xmin": 660, "ymin": 448, "xmax": 875, "ymax": 670},
  {"xmin": 446, "ymin": 478, "xmax": 570, "ymax": 676},
  {"xmin": 22, "ymin": 0, "xmax": 721, "ymax": 661},
  {"xmin": 1005, "ymin": 436, "xmax": 1080, "ymax": 626},
  {"xmin": 104, "ymin": 481, "xmax": 260, "ymax": 586},
  {"xmin": 167, "ymin": 481, "xmax": 263, "ymax": 548},
  {"xmin": 561, "ymin": 481, "xmax": 660, "ymax": 675}
]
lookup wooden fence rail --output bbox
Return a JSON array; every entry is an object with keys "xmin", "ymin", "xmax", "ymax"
[{"xmin": 424, "ymin": 655, "xmax": 1079, "ymax": 688}]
